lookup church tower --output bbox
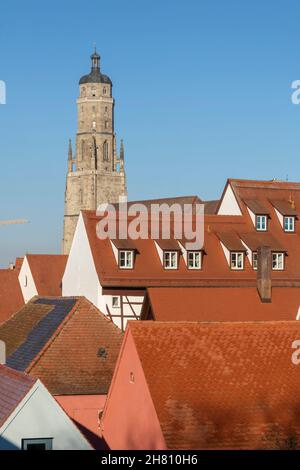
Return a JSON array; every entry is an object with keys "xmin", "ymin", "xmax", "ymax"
[{"xmin": 62, "ymin": 49, "xmax": 127, "ymax": 254}]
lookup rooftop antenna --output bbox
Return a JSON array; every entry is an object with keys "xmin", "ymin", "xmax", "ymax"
[{"xmin": 286, "ymin": 174, "xmax": 289, "ymax": 182}]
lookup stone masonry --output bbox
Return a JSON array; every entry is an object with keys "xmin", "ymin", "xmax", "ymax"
[{"xmin": 62, "ymin": 50, "xmax": 127, "ymax": 254}]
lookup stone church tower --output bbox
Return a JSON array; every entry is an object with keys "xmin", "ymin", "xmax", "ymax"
[{"xmin": 62, "ymin": 49, "xmax": 127, "ymax": 254}]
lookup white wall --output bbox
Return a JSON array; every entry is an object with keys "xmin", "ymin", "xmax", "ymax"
[
  {"xmin": 62, "ymin": 213, "xmax": 100, "ymax": 307},
  {"xmin": 0, "ymin": 380, "xmax": 91, "ymax": 450},
  {"xmin": 274, "ymin": 207, "xmax": 284, "ymax": 228},
  {"xmin": 18, "ymin": 257, "xmax": 38, "ymax": 303},
  {"xmin": 63, "ymin": 212, "xmax": 143, "ymax": 330},
  {"xmin": 99, "ymin": 294, "xmax": 144, "ymax": 330},
  {"xmin": 218, "ymin": 184, "xmax": 242, "ymax": 215}
]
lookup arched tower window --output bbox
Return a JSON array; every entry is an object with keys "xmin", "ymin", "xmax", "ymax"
[{"xmin": 103, "ymin": 141, "xmax": 109, "ymax": 161}]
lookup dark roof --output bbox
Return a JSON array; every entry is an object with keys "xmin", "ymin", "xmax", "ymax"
[
  {"xmin": 0, "ymin": 365, "xmax": 37, "ymax": 428},
  {"xmin": 216, "ymin": 231, "xmax": 247, "ymax": 252},
  {"xmin": 270, "ymin": 200, "xmax": 298, "ymax": 216},
  {"xmin": 79, "ymin": 69, "xmax": 112, "ymax": 85},
  {"xmin": 239, "ymin": 232, "xmax": 285, "ymax": 252},
  {"xmin": 204, "ymin": 200, "xmax": 219, "ymax": 214},
  {"xmin": 6, "ymin": 298, "xmax": 77, "ymax": 372},
  {"xmin": 243, "ymin": 198, "xmax": 270, "ymax": 215},
  {"xmin": 0, "ymin": 296, "xmax": 123, "ymax": 395},
  {"xmin": 155, "ymin": 239, "xmax": 181, "ymax": 251}
]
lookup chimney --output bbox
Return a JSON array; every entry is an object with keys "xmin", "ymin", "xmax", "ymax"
[
  {"xmin": 0, "ymin": 340, "xmax": 5, "ymax": 365},
  {"xmin": 9, "ymin": 262, "xmax": 15, "ymax": 270},
  {"xmin": 257, "ymin": 246, "xmax": 272, "ymax": 302}
]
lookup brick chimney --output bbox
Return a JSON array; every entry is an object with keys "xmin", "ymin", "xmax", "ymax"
[
  {"xmin": 257, "ymin": 246, "xmax": 272, "ymax": 302},
  {"xmin": 0, "ymin": 340, "xmax": 5, "ymax": 365}
]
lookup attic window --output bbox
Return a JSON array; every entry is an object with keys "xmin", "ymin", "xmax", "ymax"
[
  {"xmin": 187, "ymin": 251, "xmax": 202, "ymax": 270},
  {"xmin": 163, "ymin": 251, "xmax": 178, "ymax": 269},
  {"xmin": 272, "ymin": 252, "xmax": 284, "ymax": 270},
  {"xmin": 230, "ymin": 252, "xmax": 244, "ymax": 270},
  {"xmin": 256, "ymin": 215, "xmax": 268, "ymax": 231},
  {"xmin": 112, "ymin": 296, "xmax": 120, "ymax": 308},
  {"xmin": 284, "ymin": 216, "xmax": 295, "ymax": 232},
  {"xmin": 119, "ymin": 250, "xmax": 134, "ymax": 269}
]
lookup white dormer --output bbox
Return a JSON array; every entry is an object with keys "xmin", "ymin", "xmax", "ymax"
[
  {"xmin": 154, "ymin": 240, "xmax": 181, "ymax": 270},
  {"xmin": 110, "ymin": 240, "xmax": 136, "ymax": 269},
  {"xmin": 270, "ymin": 200, "xmax": 297, "ymax": 233}
]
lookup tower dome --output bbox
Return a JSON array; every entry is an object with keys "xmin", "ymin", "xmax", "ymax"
[{"xmin": 79, "ymin": 48, "xmax": 112, "ymax": 85}]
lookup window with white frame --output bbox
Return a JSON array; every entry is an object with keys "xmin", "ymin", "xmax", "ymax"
[
  {"xmin": 163, "ymin": 251, "xmax": 178, "ymax": 269},
  {"xmin": 187, "ymin": 251, "xmax": 202, "ymax": 269},
  {"xmin": 22, "ymin": 438, "xmax": 53, "ymax": 450},
  {"xmin": 119, "ymin": 250, "xmax": 134, "ymax": 269},
  {"xmin": 284, "ymin": 216, "xmax": 295, "ymax": 232},
  {"xmin": 112, "ymin": 296, "xmax": 120, "ymax": 308},
  {"xmin": 256, "ymin": 215, "xmax": 267, "ymax": 231},
  {"xmin": 252, "ymin": 252, "xmax": 258, "ymax": 270},
  {"xmin": 272, "ymin": 252, "xmax": 284, "ymax": 270},
  {"xmin": 230, "ymin": 252, "xmax": 244, "ymax": 270}
]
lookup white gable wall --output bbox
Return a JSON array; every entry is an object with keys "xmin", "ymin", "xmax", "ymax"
[
  {"xmin": 218, "ymin": 184, "xmax": 242, "ymax": 215},
  {"xmin": 0, "ymin": 380, "xmax": 91, "ymax": 450},
  {"xmin": 62, "ymin": 213, "xmax": 100, "ymax": 307},
  {"xmin": 18, "ymin": 256, "xmax": 38, "ymax": 303}
]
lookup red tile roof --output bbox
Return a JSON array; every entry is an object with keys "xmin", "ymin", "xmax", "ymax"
[
  {"xmin": 129, "ymin": 321, "xmax": 300, "ymax": 449},
  {"xmin": 80, "ymin": 179, "xmax": 300, "ymax": 288},
  {"xmin": 0, "ymin": 365, "xmax": 36, "ymax": 428},
  {"xmin": 26, "ymin": 254, "xmax": 68, "ymax": 296},
  {"xmin": 0, "ymin": 296, "xmax": 123, "ymax": 395},
  {"xmin": 0, "ymin": 267, "xmax": 24, "ymax": 325},
  {"xmin": 142, "ymin": 286, "xmax": 300, "ymax": 322}
]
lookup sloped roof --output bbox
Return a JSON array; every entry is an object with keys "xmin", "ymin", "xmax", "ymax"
[
  {"xmin": 0, "ymin": 266, "xmax": 24, "ymax": 325},
  {"xmin": 243, "ymin": 198, "xmax": 270, "ymax": 215},
  {"xmin": 0, "ymin": 297, "xmax": 123, "ymax": 395},
  {"xmin": 129, "ymin": 321, "xmax": 300, "ymax": 450},
  {"xmin": 0, "ymin": 365, "xmax": 36, "ymax": 428},
  {"xmin": 239, "ymin": 232, "xmax": 285, "ymax": 252},
  {"xmin": 270, "ymin": 199, "xmax": 298, "ymax": 216},
  {"xmin": 80, "ymin": 178, "xmax": 300, "ymax": 288},
  {"xmin": 26, "ymin": 254, "xmax": 68, "ymax": 296},
  {"xmin": 143, "ymin": 286, "xmax": 300, "ymax": 322}
]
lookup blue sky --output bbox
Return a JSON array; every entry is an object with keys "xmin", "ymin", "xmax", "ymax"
[{"xmin": 1, "ymin": 0, "xmax": 300, "ymax": 266}]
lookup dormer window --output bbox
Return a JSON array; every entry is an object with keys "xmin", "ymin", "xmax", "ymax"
[
  {"xmin": 256, "ymin": 215, "xmax": 268, "ymax": 231},
  {"xmin": 119, "ymin": 250, "xmax": 134, "ymax": 269},
  {"xmin": 272, "ymin": 252, "xmax": 284, "ymax": 270},
  {"xmin": 163, "ymin": 251, "xmax": 178, "ymax": 270},
  {"xmin": 230, "ymin": 252, "xmax": 244, "ymax": 270},
  {"xmin": 284, "ymin": 216, "xmax": 295, "ymax": 232},
  {"xmin": 187, "ymin": 251, "xmax": 202, "ymax": 270}
]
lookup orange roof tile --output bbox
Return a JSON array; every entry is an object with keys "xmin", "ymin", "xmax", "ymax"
[
  {"xmin": 129, "ymin": 321, "xmax": 300, "ymax": 449},
  {"xmin": 143, "ymin": 286, "xmax": 300, "ymax": 322},
  {"xmin": 0, "ymin": 268, "xmax": 24, "ymax": 325},
  {"xmin": 26, "ymin": 254, "xmax": 68, "ymax": 296}
]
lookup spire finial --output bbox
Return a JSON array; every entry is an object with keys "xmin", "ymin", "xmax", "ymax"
[
  {"xmin": 120, "ymin": 139, "xmax": 124, "ymax": 160},
  {"xmin": 68, "ymin": 139, "xmax": 72, "ymax": 161},
  {"xmin": 91, "ymin": 45, "xmax": 100, "ymax": 71}
]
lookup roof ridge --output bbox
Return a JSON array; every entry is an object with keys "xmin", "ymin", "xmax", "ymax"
[{"xmin": 25, "ymin": 298, "xmax": 82, "ymax": 373}]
